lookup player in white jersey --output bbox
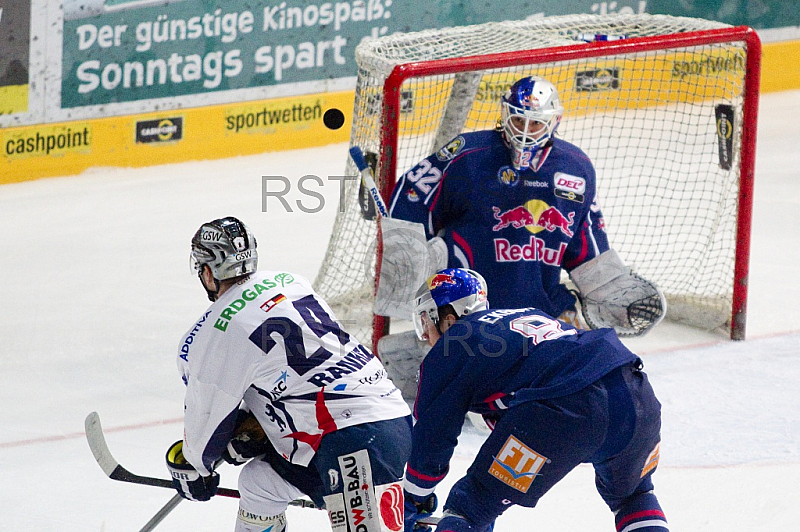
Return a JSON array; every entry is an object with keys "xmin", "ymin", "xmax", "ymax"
[{"xmin": 166, "ymin": 216, "xmax": 412, "ymax": 532}]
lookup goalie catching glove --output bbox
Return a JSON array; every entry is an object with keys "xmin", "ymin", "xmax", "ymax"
[
  {"xmin": 569, "ymin": 249, "xmax": 667, "ymax": 337},
  {"xmin": 166, "ymin": 440, "xmax": 220, "ymax": 501}
]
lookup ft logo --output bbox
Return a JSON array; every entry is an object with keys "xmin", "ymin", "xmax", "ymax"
[{"xmin": 488, "ymin": 435, "xmax": 548, "ymax": 493}]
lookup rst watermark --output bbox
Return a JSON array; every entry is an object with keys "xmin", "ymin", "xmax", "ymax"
[{"xmin": 262, "ymin": 175, "xmax": 358, "ymax": 214}]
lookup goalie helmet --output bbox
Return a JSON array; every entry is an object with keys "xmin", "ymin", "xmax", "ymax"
[
  {"xmin": 412, "ymin": 268, "xmax": 489, "ymax": 341},
  {"xmin": 190, "ymin": 217, "xmax": 258, "ymax": 281},
  {"xmin": 500, "ymin": 76, "xmax": 564, "ymax": 170}
]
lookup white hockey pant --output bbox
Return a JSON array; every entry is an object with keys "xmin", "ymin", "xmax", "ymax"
[{"xmin": 234, "ymin": 459, "xmax": 304, "ymax": 532}]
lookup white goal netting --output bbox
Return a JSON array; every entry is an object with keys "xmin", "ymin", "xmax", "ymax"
[{"xmin": 313, "ymin": 14, "xmax": 759, "ymax": 345}]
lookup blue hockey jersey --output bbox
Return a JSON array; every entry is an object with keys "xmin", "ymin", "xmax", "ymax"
[
  {"xmin": 389, "ymin": 130, "xmax": 611, "ymax": 317},
  {"xmin": 404, "ymin": 308, "xmax": 638, "ymax": 495}
]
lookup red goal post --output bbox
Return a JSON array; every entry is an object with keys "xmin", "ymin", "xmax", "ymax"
[{"xmin": 313, "ymin": 15, "xmax": 761, "ymax": 347}]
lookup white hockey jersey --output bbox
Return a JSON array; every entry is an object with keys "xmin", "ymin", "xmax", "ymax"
[{"xmin": 177, "ymin": 271, "xmax": 410, "ymax": 476}]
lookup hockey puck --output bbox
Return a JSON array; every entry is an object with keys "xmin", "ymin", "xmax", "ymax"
[{"xmin": 323, "ymin": 108, "xmax": 345, "ymax": 130}]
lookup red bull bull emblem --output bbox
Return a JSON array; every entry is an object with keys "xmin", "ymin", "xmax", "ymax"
[
  {"xmin": 428, "ymin": 273, "xmax": 457, "ymax": 289},
  {"xmin": 520, "ymin": 94, "xmax": 541, "ymax": 109},
  {"xmin": 492, "ymin": 205, "xmax": 575, "ymax": 237}
]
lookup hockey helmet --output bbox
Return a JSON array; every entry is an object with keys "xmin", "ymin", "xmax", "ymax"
[
  {"xmin": 500, "ymin": 76, "xmax": 563, "ymax": 170},
  {"xmin": 190, "ymin": 216, "xmax": 258, "ymax": 281},
  {"xmin": 412, "ymin": 268, "xmax": 489, "ymax": 341}
]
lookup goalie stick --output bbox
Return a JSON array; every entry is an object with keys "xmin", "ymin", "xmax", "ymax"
[{"xmin": 350, "ymin": 146, "xmax": 389, "ymax": 218}]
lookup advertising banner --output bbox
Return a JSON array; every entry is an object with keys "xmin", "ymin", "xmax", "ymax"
[
  {"xmin": 59, "ymin": 0, "xmax": 657, "ymax": 109},
  {"xmin": 0, "ymin": 0, "xmax": 31, "ymax": 114}
]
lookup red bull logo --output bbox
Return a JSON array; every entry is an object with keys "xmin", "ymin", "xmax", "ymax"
[
  {"xmin": 520, "ymin": 94, "xmax": 541, "ymax": 109},
  {"xmin": 492, "ymin": 205, "xmax": 575, "ymax": 237},
  {"xmin": 492, "ymin": 206, "xmax": 535, "ymax": 230},
  {"xmin": 537, "ymin": 207, "xmax": 575, "ymax": 237},
  {"xmin": 428, "ymin": 273, "xmax": 456, "ymax": 289},
  {"xmin": 495, "ymin": 236, "xmax": 567, "ymax": 265}
]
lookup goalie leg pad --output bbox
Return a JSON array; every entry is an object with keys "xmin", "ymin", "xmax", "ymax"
[
  {"xmin": 377, "ymin": 330, "xmax": 431, "ymax": 402},
  {"xmin": 569, "ymin": 249, "xmax": 667, "ymax": 337}
]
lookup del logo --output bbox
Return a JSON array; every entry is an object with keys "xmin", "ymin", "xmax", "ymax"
[
  {"xmin": 553, "ymin": 172, "xmax": 586, "ymax": 203},
  {"xmin": 135, "ymin": 117, "xmax": 183, "ymax": 143},
  {"xmin": 488, "ymin": 435, "xmax": 548, "ymax": 493}
]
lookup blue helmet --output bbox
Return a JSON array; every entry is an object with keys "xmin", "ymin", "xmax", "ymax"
[
  {"xmin": 412, "ymin": 268, "xmax": 489, "ymax": 341},
  {"xmin": 500, "ymin": 76, "xmax": 564, "ymax": 170}
]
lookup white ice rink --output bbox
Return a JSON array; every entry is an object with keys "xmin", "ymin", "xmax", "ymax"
[{"xmin": 1, "ymin": 89, "xmax": 799, "ymax": 531}]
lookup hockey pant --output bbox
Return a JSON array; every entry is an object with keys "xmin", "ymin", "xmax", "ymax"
[
  {"xmin": 442, "ymin": 362, "xmax": 668, "ymax": 531},
  {"xmin": 236, "ymin": 415, "xmax": 412, "ymax": 532}
]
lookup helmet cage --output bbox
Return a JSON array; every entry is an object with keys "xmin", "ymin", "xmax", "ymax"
[
  {"xmin": 190, "ymin": 217, "xmax": 258, "ymax": 281},
  {"xmin": 500, "ymin": 77, "xmax": 563, "ymax": 169}
]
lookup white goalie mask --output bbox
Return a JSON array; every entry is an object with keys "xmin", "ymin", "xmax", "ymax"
[{"xmin": 500, "ymin": 76, "xmax": 564, "ymax": 170}]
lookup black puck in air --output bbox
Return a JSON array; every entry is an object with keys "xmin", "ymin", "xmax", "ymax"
[{"xmin": 323, "ymin": 108, "xmax": 345, "ymax": 130}]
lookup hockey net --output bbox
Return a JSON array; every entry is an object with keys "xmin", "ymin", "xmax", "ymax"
[{"xmin": 313, "ymin": 14, "xmax": 761, "ymax": 347}]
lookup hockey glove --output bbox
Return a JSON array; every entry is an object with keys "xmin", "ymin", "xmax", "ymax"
[
  {"xmin": 221, "ymin": 409, "xmax": 271, "ymax": 466},
  {"xmin": 166, "ymin": 440, "xmax": 220, "ymax": 501},
  {"xmin": 404, "ymin": 491, "xmax": 437, "ymax": 532}
]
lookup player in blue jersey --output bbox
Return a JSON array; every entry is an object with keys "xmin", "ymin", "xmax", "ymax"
[
  {"xmin": 376, "ymin": 75, "xmax": 666, "ymax": 399},
  {"xmin": 166, "ymin": 216, "xmax": 412, "ymax": 532},
  {"xmin": 402, "ymin": 268, "xmax": 669, "ymax": 532}
]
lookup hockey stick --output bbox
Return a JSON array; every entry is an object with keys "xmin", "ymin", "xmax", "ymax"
[
  {"xmin": 84, "ymin": 411, "xmax": 240, "ymax": 498},
  {"xmin": 350, "ymin": 146, "xmax": 389, "ymax": 218},
  {"xmin": 84, "ymin": 412, "xmax": 317, "ymax": 506},
  {"xmin": 139, "ymin": 493, "xmax": 182, "ymax": 532},
  {"xmin": 86, "ymin": 412, "xmax": 441, "ymax": 528}
]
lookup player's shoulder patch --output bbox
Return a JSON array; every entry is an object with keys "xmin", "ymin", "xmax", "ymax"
[
  {"xmin": 497, "ymin": 165, "xmax": 519, "ymax": 186},
  {"xmin": 436, "ymin": 135, "xmax": 467, "ymax": 161}
]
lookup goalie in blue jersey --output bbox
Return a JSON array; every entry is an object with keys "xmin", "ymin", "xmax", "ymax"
[
  {"xmin": 376, "ymin": 75, "xmax": 666, "ymax": 399},
  {"xmin": 402, "ymin": 268, "xmax": 669, "ymax": 532}
]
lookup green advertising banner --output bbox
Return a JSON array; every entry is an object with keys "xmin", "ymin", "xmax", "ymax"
[
  {"xmin": 62, "ymin": 0, "xmax": 414, "ymax": 107},
  {"xmin": 52, "ymin": 0, "xmax": 800, "ymax": 110},
  {"xmin": 61, "ymin": 0, "xmax": 656, "ymax": 108}
]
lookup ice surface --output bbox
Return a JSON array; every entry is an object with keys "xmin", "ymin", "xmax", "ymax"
[{"xmin": 1, "ymin": 90, "xmax": 799, "ymax": 531}]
